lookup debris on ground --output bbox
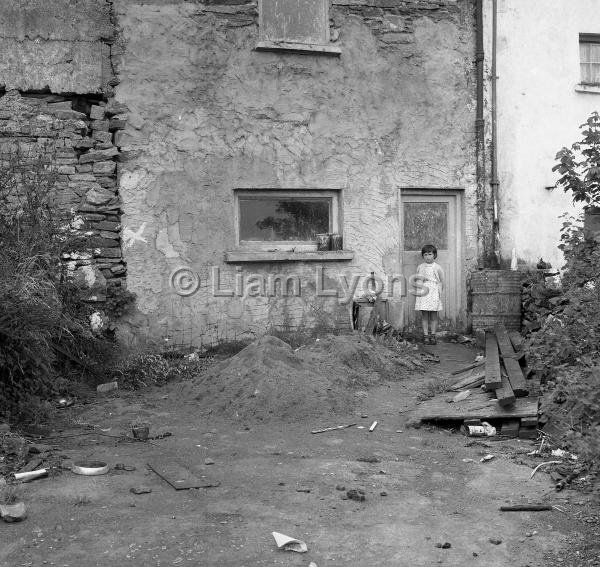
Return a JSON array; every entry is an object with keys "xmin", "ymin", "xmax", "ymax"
[
  {"xmin": 435, "ymin": 542, "xmax": 451, "ymax": 549},
  {"xmin": 357, "ymin": 456, "xmax": 381, "ymax": 463},
  {"xmin": 96, "ymin": 381, "xmax": 118, "ymax": 393},
  {"xmin": 131, "ymin": 425, "xmax": 149, "ymax": 441},
  {"xmin": 114, "ymin": 463, "xmax": 136, "ymax": 471},
  {"xmin": 272, "ymin": 531, "xmax": 308, "ymax": 553},
  {"xmin": 14, "ymin": 469, "xmax": 48, "ymax": 482},
  {"xmin": 71, "ymin": 461, "xmax": 109, "ymax": 476},
  {"xmin": 346, "ymin": 488, "xmax": 366, "ymax": 502},
  {"xmin": 0, "ymin": 502, "xmax": 27, "ymax": 522},
  {"xmin": 499, "ymin": 504, "xmax": 552, "ymax": 511},
  {"xmin": 489, "ymin": 538, "xmax": 502, "ymax": 545},
  {"xmin": 311, "ymin": 423, "xmax": 356, "ymax": 434},
  {"xmin": 480, "ymin": 454, "xmax": 495, "ymax": 462},
  {"xmin": 130, "ymin": 486, "xmax": 152, "ymax": 495}
]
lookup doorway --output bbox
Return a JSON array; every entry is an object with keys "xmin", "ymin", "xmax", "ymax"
[{"xmin": 400, "ymin": 189, "xmax": 463, "ymax": 328}]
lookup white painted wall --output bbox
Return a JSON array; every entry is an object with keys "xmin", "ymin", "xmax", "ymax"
[{"xmin": 487, "ymin": 0, "xmax": 600, "ymax": 269}]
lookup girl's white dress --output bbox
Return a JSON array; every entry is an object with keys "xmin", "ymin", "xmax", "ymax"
[{"xmin": 414, "ymin": 262, "xmax": 443, "ymax": 312}]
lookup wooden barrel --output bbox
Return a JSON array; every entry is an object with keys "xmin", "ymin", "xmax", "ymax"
[{"xmin": 470, "ymin": 270, "xmax": 521, "ymax": 331}]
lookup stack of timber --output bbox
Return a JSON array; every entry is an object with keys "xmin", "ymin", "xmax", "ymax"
[{"xmin": 416, "ymin": 324, "xmax": 539, "ymax": 438}]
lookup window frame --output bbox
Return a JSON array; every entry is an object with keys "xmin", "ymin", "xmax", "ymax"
[
  {"xmin": 579, "ymin": 33, "xmax": 600, "ymax": 86},
  {"xmin": 256, "ymin": 0, "xmax": 341, "ymax": 56},
  {"xmin": 234, "ymin": 188, "xmax": 341, "ymax": 251}
]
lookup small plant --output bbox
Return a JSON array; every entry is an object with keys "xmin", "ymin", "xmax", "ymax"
[
  {"xmin": 113, "ymin": 351, "xmax": 212, "ymax": 390},
  {"xmin": 0, "ymin": 484, "xmax": 19, "ymax": 505},
  {"xmin": 553, "ymin": 111, "xmax": 600, "ymax": 205}
]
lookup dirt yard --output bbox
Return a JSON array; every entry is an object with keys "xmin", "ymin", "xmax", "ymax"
[{"xmin": 1, "ymin": 334, "xmax": 599, "ymax": 567}]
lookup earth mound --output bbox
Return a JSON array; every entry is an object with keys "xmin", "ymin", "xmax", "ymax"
[{"xmin": 180, "ymin": 333, "xmax": 423, "ymax": 422}]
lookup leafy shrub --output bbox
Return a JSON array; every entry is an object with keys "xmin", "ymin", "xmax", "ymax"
[
  {"xmin": 526, "ymin": 212, "xmax": 600, "ymax": 479},
  {"xmin": 553, "ymin": 111, "xmax": 600, "ymax": 205}
]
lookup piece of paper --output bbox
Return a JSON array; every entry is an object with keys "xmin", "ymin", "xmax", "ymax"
[
  {"xmin": 272, "ymin": 531, "xmax": 308, "ymax": 553},
  {"xmin": 452, "ymin": 390, "xmax": 471, "ymax": 403}
]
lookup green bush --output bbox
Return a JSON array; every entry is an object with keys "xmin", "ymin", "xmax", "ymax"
[{"xmin": 527, "ymin": 213, "xmax": 600, "ymax": 480}]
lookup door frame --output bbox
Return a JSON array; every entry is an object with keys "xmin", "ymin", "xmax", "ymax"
[{"xmin": 398, "ymin": 187, "xmax": 465, "ymax": 329}]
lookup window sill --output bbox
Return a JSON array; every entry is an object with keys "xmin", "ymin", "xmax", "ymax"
[
  {"xmin": 575, "ymin": 84, "xmax": 600, "ymax": 94},
  {"xmin": 224, "ymin": 250, "xmax": 354, "ymax": 263},
  {"xmin": 255, "ymin": 40, "xmax": 341, "ymax": 56}
]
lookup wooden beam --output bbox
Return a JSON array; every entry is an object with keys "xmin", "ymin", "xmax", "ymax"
[
  {"xmin": 508, "ymin": 330, "xmax": 524, "ymax": 352},
  {"xmin": 449, "ymin": 371, "xmax": 485, "ymax": 391},
  {"xmin": 450, "ymin": 360, "xmax": 485, "ymax": 376},
  {"xmin": 485, "ymin": 332, "xmax": 502, "ymax": 390},
  {"xmin": 494, "ymin": 324, "xmax": 517, "ymax": 358},
  {"xmin": 503, "ymin": 357, "xmax": 529, "ymax": 397},
  {"xmin": 500, "ymin": 419, "xmax": 520, "ymax": 437},
  {"xmin": 495, "ymin": 374, "xmax": 516, "ymax": 407},
  {"xmin": 415, "ymin": 389, "xmax": 538, "ymax": 421},
  {"xmin": 363, "ymin": 297, "xmax": 380, "ymax": 335}
]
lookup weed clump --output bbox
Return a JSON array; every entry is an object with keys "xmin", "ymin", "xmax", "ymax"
[{"xmin": 0, "ymin": 149, "xmax": 115, "ymax": 423}]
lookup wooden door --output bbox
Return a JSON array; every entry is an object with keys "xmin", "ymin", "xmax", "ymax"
[{"xmin": 400, "ymin": 191, "xmax": 462, "ymax": 328}]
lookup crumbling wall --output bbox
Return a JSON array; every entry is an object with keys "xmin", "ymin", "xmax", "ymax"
[
  {"xmin": 111, "ymin": 0, "xmax": 479, "ymax": 346},
  {"xmin": 0, "ymin": 0, "xmax": 124, "ymax": 302}
]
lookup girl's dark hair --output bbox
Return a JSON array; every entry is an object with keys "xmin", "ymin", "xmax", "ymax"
[{"xmin": 421, "ymin": 244, "xmax": 437, "ymax": 258}]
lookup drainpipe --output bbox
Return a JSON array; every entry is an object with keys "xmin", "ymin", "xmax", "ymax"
[
  {"xmin": 475, "ymin": 0, "xmax": 487, "ymax": 268},
  {"xmin": 490, "ymin": 0, "xmax": 500, "ymax": 267}
]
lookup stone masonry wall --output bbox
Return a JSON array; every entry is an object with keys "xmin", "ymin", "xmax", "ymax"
[
  {"xmin": 0, "ymin": 91, "xmax": 126, "ymax": 299},
  {"xmin": 111, "ymin": 0, "xmax": 479, "ymax": 346}
]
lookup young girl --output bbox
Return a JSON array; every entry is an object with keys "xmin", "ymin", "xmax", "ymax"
[{"xmin": 414, "ymin": 244, "xmax": 444, "ymax": 345}]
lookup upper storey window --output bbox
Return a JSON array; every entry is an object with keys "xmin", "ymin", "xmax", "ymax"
[
  {"xmin": 580, "ymin": 34, "xmax": 600, "ymax": 85},
  {"xmin": 256, "ymin": 0, "xmax": 341, "ymax": 55}
]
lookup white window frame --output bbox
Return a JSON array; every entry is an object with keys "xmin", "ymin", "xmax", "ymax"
[
  {"xmin": 256, "ymin": 0, "xmax": 341, "ymax": 56},
  {"xmin": 234, "ymin": 188, "xmax": 341, "ymax": 251},
  {"xmin": 579, "ymin": 34, "xmax": 600, "ymax": 86}
]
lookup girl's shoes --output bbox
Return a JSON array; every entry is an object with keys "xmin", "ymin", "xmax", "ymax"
[
  {"xmin": 430, "ymin": 335, "xmax": 437, "ymax": 345},
  {"xmin": 423, "ymin": 335, "xmax": 432, "ymax": 345}
]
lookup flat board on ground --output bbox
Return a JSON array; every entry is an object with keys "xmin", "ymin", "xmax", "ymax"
[
  {"xmin": 415, "ymin": 389, "xmax": 538, "ymax": 421},
  {"xmin": 148, "ymin": 456, "xmax": 220, "ymax": 490}
]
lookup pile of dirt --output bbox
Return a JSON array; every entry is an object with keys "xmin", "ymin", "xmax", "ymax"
[{"xmin": 178, "ymin": 333, "xmax": 424, "ymax": 422}]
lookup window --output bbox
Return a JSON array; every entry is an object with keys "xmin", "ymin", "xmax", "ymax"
[
  {"xmin": 580, "ymin": 34, "xmax": 600, "ymax": 85},
  {"xmin": 235, "ymin": 189, "xmax": 340, "ymax": 250},
  {"xmin": 256, "ymin": 0, "xmax": 340, "ymax": 55}
]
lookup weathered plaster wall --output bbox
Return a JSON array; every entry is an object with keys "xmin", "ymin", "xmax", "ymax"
[
  {"xmin": 113, "ymin": 0, "xmax": 479, "ymax": 345},
  {"xmin": 488, "ymin": 0, "xmax": 600, "ymax": 269},
  {"xmin": 0, "ymin": 0, "xmax": 114, "ymax": 94}
]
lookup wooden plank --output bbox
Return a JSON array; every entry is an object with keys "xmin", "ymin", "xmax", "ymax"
[
  {"xmin": 363, "ymin": 296, "xmax": 381, "ymax": 335},
  {"xmin": 500, "ymin": 419, "xmax": 520, "ymax": 437},
  {"xmin": 495, "ymin": 374, "xmax": 516, "ymax": 407},
  {"xmin": 450, "ymin": 360, "xmax": 485, "ymax": 376},
  {"xmin": 449, "ymin": 370, "xmax": 485, "ymax": 391},
  {"xmin": 485, "ymin": 332, "xmax": 502, "ymax": 390},
  {"xmin": 508, "ymin": 330, "xmax": 524, "ymax": 352},
  {"xmin": 503, "ymin": 357, "xmax": 529, "ymax": 397},
  {"xmin": 148, "ymin": 457, "xmax": 220, "ymax": 490},
  {"xmin": 415, "ymin": 389, "xmax": 538, "ymax": 421},
  {"xmin": 494, "ymin": 324, "xmax": 517, "ymax": 359}
]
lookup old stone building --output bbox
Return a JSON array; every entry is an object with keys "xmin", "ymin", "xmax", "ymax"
[{"xmin": 6, "ymin": 0, "xmax": 593, "ymax": 347}]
